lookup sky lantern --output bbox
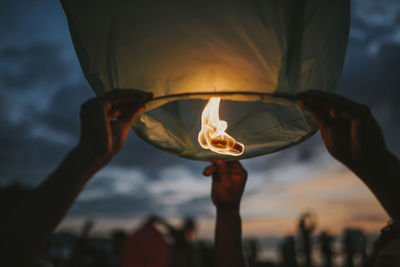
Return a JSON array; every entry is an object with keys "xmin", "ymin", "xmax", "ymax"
[{"xmin": 61, "ymin": 0, "xmax": 350, "ymax": 161}]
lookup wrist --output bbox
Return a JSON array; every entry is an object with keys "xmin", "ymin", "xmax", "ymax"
[
  {"xmin": 353, "ymin": 150, "xmax": 398, "ymax": 180},
  {"xmin": 75, "ymin": 142, "xmax": 113, "ymax": 163},
  {"xmin": 217, "ymin": 205, "xmax": 240, "ymax": 215},
  {"xmin": 69, "ymin": 145, "xmax": 111, "ymax": 175}
]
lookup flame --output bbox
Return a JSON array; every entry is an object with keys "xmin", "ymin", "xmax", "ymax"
[{"xmin": 198, "ymin": 97, "xmax": 244, "ymax": 156}]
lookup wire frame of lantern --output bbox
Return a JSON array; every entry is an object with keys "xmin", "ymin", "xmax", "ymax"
[{"xmin": 61, "ymin": 0, "xmax": 350, "ymax": 161}]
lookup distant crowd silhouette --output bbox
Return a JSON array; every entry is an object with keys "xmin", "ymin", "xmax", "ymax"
[{"xmin": 0, "ymin": 90, "xmax": 399, "ymax": 267}]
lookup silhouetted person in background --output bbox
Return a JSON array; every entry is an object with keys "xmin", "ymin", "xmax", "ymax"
[
  {"xmin": 280, "ymin": 235, "xmax": 298, "ymax": 267},
  {"xmin": 298, "ymin": 213, "xmax": 316, "ymax": 267},
  {"xmin": 196, "ymin": 240, "xmax": 216, "ymax": 267},
  {"xmin": 343, "ymin": 228, "xmax": 367, "ymax": 267},
  {"xmin": 121, "ymin": 217, "xmax": 170, "ymax": 267},
  {"xmin": 155, "ymin": 216, "xmax": 197, "ymax": 267},
  {"xmin": 319, "ymin": 231, "xmax": 334, "ymax": 267},
  {"xmin": 170, "ymin": 217, "xmax": 197, "ymax": 267},
  {"xmin": 245, "ymin": 238, "xmax": 260, "ymax": 267},
  {"xmin": 203, "ymin": 160, "xmax": 249, "ymax": 267},
  {"xmin": 110, "ymin": 229, "xmax": 127, "ymax": 267},
  {"xmin": 297, "ymin": 90, "xmax": 400, "ymax": 266},
  {"xmin": 0, "ymin": 89, "xmax": 152, "ymax": 267},
  {"xmin": 69, "ymin": 220, "xmax": 111, "ymax": 267}
]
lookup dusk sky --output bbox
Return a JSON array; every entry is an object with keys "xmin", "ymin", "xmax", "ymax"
[{"xmin": 0, "ymin": 0, "xmax": 399, "ymax": 246}]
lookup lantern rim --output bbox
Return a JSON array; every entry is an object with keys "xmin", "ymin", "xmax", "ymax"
[
  {"xmin": 131, "ymin": 92, "xmax": 319, "ymax": 161},
  {"xmin": 142, "ymin": 91, "xmax": 299, "ymax": 112}
]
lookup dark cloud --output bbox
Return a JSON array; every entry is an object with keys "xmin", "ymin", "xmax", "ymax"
[
  {"xmin": 69, "ymin": 194, "xmax": 157, "ymax": 219},
  {"xmin": 337, "ymin": 42, "xmax": 400, "ymax": 154},
  {"xmin": 111, "ymin": 136, "xmax": 205, "ymax": 179},
  {"xmin": 37, "ymin": 82, "xmax": 93, "ymax": 137},
  {"xmin": 0, "ymin": 127, "xmax": 72, "ymax": 186},
  {"xmin": 70, "ymin": 192, "xmax": 213, "ymax": 219},
  {"xmin": 0, "ymin": 43, "xmax": 70, "ymax": 91},
  {"xmin": 0, "ymin": 40, "xmax": 90, "ymax": 186},
  {"xmin": 175, "ymin": 196, "xmax": 214, "ymax": 218}
]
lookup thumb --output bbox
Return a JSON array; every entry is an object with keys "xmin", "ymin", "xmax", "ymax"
[{"xmin": 203, "ymin": 164, "xmax": 216, "ymax": 176}]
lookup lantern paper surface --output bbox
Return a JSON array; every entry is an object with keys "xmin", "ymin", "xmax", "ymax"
[{"xmin": 61, "ymin": 0, "xmax": 350, "ymax": 161}]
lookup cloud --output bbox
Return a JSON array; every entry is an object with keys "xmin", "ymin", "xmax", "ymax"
[
  {"xmin": 62, "ymin": 163, "xmax": 388, "ymax": 239},
  {"xmin": 78, "ymin": 166, "xmax": 148, "ymax": 201},
  {"xmin": 0, "ymin": 40, "xmax": 92, "ymax": 185},
  {"xmin": 70, "ymin": 164, "xmax": 213, "ymax": 219},
  {"xmin": 148, "ymin": 165, "xmax": 210, "ymax": 204},
  {"xmin": 350, "ymin": 0, "xmax": 400, "ymax": 54},
  {"xmin": 337, "ymin": 42, "xmax": 400, "ymax": 154},
  {"xmin": 109, "ymin": 135, "xmax": 203, "ymax": 178},
  {"xmin": 36, "ymin": 82, "xmax": 92, "ymax": 138},
  {"xmin": 352, "ymin": 0, "xmax": 400, "ymax": 27},
  {"xmin": 0, "ymin": 43, "xmax": 69, "ymax": 91},
  {"xmin": 239, "ymin": 167, "xmax": 388, "ymax": 236},
  {"xmin": 69, "ymin": 194, "xmax": 157, "ymax": 218}
]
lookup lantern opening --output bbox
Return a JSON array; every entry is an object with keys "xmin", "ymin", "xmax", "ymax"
[
  {"xmin": 132, "ymin": 94, "xmax": 318, "ymax": 161},
  {"xmin": 198, "ymin": 97, "xmax": 244, "ymax": 156}
]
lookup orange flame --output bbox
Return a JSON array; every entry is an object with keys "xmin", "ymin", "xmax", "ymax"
[{"xmin": 198, "ymin": 97, "xmax": 244, "ymax": 156}]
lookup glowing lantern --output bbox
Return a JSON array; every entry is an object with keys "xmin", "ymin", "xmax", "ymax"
[{"xmin": 61, "ymin": 0, "xmax": 350, "ymax": 160}]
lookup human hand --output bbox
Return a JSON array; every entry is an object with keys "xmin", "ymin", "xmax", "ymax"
[
  {"xmin": 203, "ymin": 160, "xmax": 247, "ymax": 210},
  {"xmin": 78, "ymin": 89, "xmax": 152, "ymax": 161},
  {"xmin": 297, "ymin": 90, "xmax": 389, "ymax": 174}
]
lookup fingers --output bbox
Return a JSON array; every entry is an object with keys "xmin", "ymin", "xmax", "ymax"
[
  {"xmin": 228, "ymin": 160, "xmax": 247, "ymax": 178},
  {"xmin": 297, "ymin": 90, "xmax": 368, "ymax": 115},
  {"xmin": 80, "ymin": 98, "xmax": 107, "ymax": 123},
  {"xmin": 203, "ymin": 164, "xmax": 217, "ymax": 176},
  {"xmin": 297, "ymin": 91, "xmax": 331, "ymax": 127},
  {"xmin": 103, "ymin": 89, "xmax": 153, "ymax": 122},
  {"xmin": 204, "ymin": 160, "xmax": 247, "ymax": 185},
  {"xmin": 215, "ymin": 159, "xmax": 229, "ymax": 179},
  {"xmin": 204, "ymin": 160, "xmax": 228, "ymax": 182},
  {"xmin": 298, "ymin": 100, "xmax": 331, "ymax": 127},
  {"xmin": 99, "ymin": 89, "xmax": 153, "ymax": 106},
  {"xmin": 297, "ymin": 90, "xmax": 359, "ymax": 110},
  {"xmin": 329, "ymin": 108, "xmax": 353, "ymax": 120},
  {"xmin": 111, "ymin": 103, "xmax": 145, "ymax": 125},
  {"xmin": 297, "ymin": 90, "xmax": 371, "ymax": 128}
]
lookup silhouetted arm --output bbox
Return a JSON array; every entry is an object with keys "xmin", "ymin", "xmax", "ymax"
[
  {"xmin": 204, "ymin": 160, "xmax": 248, "ymax": 267},
  {"xmin": 0, "ymin": 89, "xmax": 152, "ymax": 266},
  {"xmin": 152, "ymin": 215, "xmax": 180, "ymax": 238},
  {"xmin": 297, "ymin": 90, "xmax": 400, "ymax": 220}
]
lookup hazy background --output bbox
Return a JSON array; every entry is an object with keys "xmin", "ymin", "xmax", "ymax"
[{"xmin": 0, "ymin": 0, "xmax": 399, "ymax": 260}]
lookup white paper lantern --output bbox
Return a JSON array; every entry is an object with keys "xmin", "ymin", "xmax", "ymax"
[{"xmin": 61, "ymin": 0, "xmax": 350, "ymax": 160}]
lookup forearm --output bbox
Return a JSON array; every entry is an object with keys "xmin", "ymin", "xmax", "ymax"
[
  {"xmin": 215, "ymin": 207, "xmax": 248, "ymax": 267},
  {"xmin": 0, "ymin": 145, "xmax": 108, "ymax": 265},
  {"xmin": 354, "ymin": 151, "xmax": 400, "ymax": 221}
]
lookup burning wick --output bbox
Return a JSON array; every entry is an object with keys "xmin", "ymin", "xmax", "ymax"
[{"xmin": 198, "ymin": 97, "xmax": 244, "ymax": 156}]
